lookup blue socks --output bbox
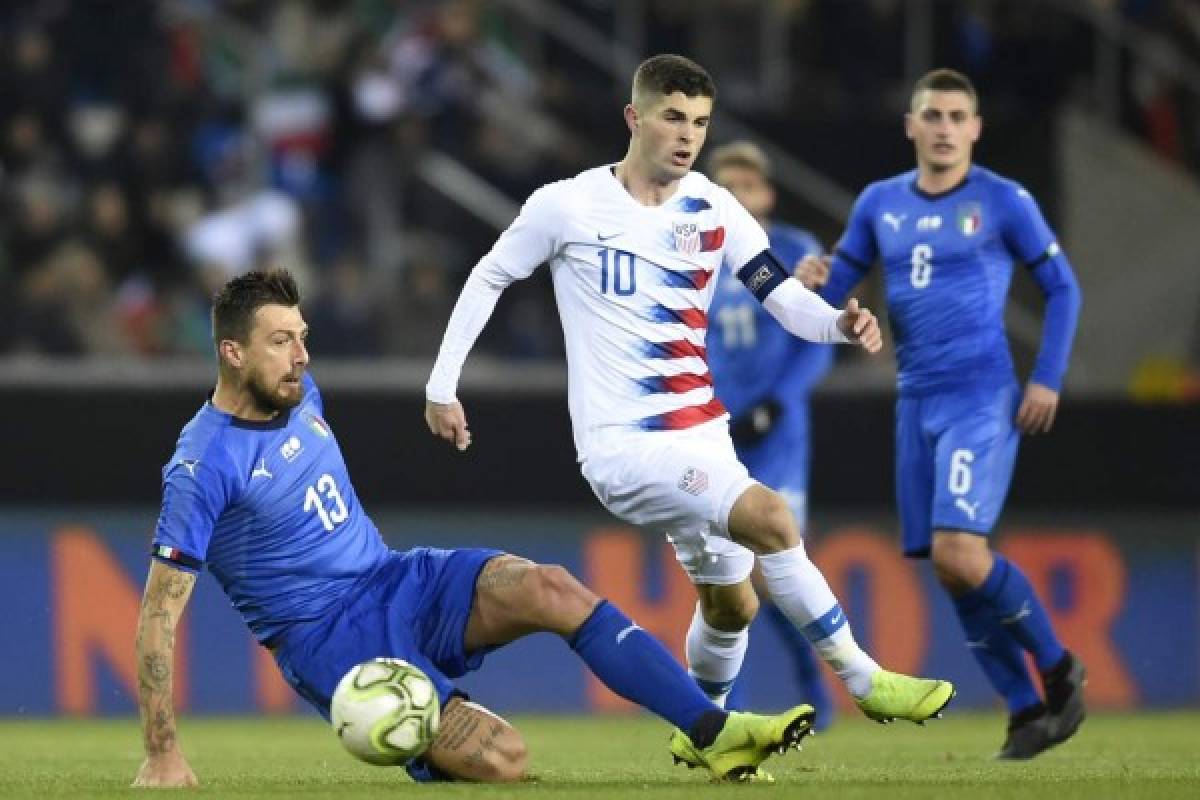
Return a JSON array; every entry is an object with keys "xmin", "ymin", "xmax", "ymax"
[
  {"xmin": 953, "ymin": 555, "xmax": 1066, "ymax": 713},
  {"xmin": 569, "ymin": 601, "xmax": 723, "ymax": 735},
  {"xmin": 980, "ymin": 556, "xmax": 1065, "ymax": 671},
  {"xmin": 952, "ymin": 590, "xmax": 1042, "ymax": 713}
]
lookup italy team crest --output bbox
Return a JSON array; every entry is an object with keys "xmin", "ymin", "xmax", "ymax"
[
  {"xmin": 957, "ymin": 202, "xmax": 983, "ymax": 236},
  {"xmin": 306, "ymin": 413, "xmax": 331, "ymax": 438},
  {"xmin": 673, "ymin": 221, "xmax": 700, "ymax": 255}
]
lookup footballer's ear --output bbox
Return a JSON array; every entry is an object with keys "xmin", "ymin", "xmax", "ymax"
[
  {"xmin": 624, "ymin": 103, "xmax": 639, "ymax": 135},
  {"xmin": 218, "ymin": 338, "xmax": 245, "ymax": 369}
]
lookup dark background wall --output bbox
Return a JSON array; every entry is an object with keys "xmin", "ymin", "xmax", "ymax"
[{"xmin": 2, "ymin": 388, "xmax": 1196, "ymax": 511}]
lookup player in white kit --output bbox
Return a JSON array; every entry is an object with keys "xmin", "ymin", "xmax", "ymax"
[{"xmin": 426, "ymin": 55, "xmax": 954, "ymax": 770}]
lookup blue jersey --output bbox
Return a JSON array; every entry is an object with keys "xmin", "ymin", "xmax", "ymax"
[
  {"xmin": 152, "ymin": 374, "xmax": 389, "ymax": 645},
  {"xmin": 824, "ymin": 165, "xmax": 1080, "ymax": 395},
  {"xmin": 708, "ymin": 222, "xmax": 833, "ymax": 418}
]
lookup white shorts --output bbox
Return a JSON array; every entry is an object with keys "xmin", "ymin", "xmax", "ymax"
[{"xmin": 580, "ymin": 420, "xmax": 758, "ymax": 585}]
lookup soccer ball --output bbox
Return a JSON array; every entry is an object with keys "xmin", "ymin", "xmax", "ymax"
[{"xmin": 331, "ymin": 658, "xmax": 440, "ymax": 766}]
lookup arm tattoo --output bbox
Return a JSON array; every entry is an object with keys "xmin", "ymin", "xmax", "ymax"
[
  {"xmin": 135, "ymin": 566, "xmax": 196, "ymax": 756},
  {"xmin": 477, "ymin": 558, "xmax": 531, "ymax": 591},
  {"xmin": 437, "ymin": 710, "xmax": 481, "ymax": 752}
]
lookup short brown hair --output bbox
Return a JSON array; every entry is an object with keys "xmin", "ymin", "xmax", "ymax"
[
  {"xmin": 211, "ymin": 268, "xmax": 301, "ymax": 348},
  {"xmin": 632, "ymin": 54, "xmax": 716, "ymax": 108},
  {"xmin": 910, "ymin": 68, "xmax": 978, "ymax": 112},
  {"xmin": 705, "ymin": 140, "xmax": 771, "ymax": 180}
]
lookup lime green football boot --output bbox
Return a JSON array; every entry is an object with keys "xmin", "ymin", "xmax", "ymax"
[
  {"xmin": 669, "ymin": 705, "xmax": 816, "ymax": 782},
  {"xmin": 856, "ymin": 670, "xmax": 955, "ymax": 724}
]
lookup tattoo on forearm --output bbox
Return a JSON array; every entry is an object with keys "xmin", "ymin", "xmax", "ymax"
[
  {"xmin": 437, "ymin": 710, "xmax": 481, "ymax": 752},
  {"xmin": 477, "ymin": 559, "xmax": 530, "ymax": 591},
  {"xmin": 135, "ymin": 567, "xmax": 195, "ymax": 757}
]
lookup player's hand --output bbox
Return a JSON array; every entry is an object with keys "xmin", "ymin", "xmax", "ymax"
[
  {"xmin": 1016, "ymin": 382, "xmax": 1059, "ymax": 434},
  {"xmin": 425, "ymin": 399, "xmax": 472, "ymax": 451},
  {"xmin": 132, "ymin": 751, "xmax": 199, "ymax": 788},
  {"xmin": 837, "ymin": 298, "xmax": 882, "ymax": 353},
  {"xmin": 795, "ymin": 254, "xmax": 831, "ymax": 290}
]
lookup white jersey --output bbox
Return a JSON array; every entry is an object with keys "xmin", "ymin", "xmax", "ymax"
[{"xmin": 427, "ymin": 165, "xmax": 845, "ymax": 459}]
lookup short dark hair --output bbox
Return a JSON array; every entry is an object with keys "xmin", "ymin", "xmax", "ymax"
[
  {"xmin": 910, "ymin": 68, "xmax": 978, "ymax": 112},
  {"xmin": 211, "ymin": 268, "xmax": 301, "ymax": 348},
  {"xmin": 632, "ymin": 54, "xmax": 716, "ymax": 108}
]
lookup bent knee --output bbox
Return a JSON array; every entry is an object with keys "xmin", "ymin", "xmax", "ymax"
[
  {"xmin": 751, "ymin": 492, "xmax": 799, "ymax": 552},
  {"xmin": 704, "ymin": 595, "xmax": 758, "ymax": 631},
  {"xmin": 930, "ymin": 533, "xmax": 993, "ymax": 591},
  {"xmin": 534, "ymin": 564, "xmax": 598, "ymax": 623},
  {"xmin": 730, "ymin": 487, "xmax": 799, "ymax": 554}
]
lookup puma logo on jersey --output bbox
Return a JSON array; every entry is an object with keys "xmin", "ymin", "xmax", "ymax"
[{"xmin": 882, "ymin": 212, "xmax": 907, "ymax": 231}]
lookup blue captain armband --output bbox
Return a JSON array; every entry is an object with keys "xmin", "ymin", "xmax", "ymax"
[{"xmin": 736, "ymin": 250, "xmax": 789, "ymax": 302}]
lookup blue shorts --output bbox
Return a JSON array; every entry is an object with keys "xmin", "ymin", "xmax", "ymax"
[
  {"xmin": 895, "ymin": 382, "xmax": 1020, "ymax": 558},
  {"xmin": 735, "ymin": 404, "xmax": 811, "ymax": 526},
  {"xmin": 272, "ymin": 546, "xmax": 502, "ymax": 719}
]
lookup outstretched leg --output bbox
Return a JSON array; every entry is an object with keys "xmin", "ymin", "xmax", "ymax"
[
  {"xmin": 728, "ymin": 484, "xmax": 954, "ymax": 722},
  {"xmin": 464, "ymin": 555, "xmax": 722, "ymax": 737},
  {"xmin": 463, "ymin": 554, "xmax": 813, "ymax": 780}
]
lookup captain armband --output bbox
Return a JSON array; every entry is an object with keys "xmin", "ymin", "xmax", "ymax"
[{"xmin": 736, "ymin": 250, "xmax": 789, "ymax": 302}]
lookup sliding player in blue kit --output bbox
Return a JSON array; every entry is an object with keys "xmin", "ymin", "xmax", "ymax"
[
  {"xmin": 809, "ymin": 69, "xmax": 1086, "ymax": 759},
  {"xmin": 704, "ymin": 141, "xmax": 834, "ymax": 728},
  {"xmin": 132, "ymin": 269, "xmax": 815, "ymax": 788}
]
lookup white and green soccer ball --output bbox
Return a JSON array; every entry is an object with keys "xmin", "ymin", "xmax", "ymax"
[{"xmin": 331, "ymin": 658, "xmax": 441, "ymax": 766}]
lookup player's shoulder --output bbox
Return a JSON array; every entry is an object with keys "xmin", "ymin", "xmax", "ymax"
[
  {"xmin": 165, "ymin": 405, "xmax": 239, "ymax": 483},
  {"xmin": 520, "ymin": 167, "xmax": 606, "ymax": 219},
  {"xmin": 678, "ymin": 171, "xmax": 735, "ymax": 209},
  {"xmin": 854, "ymin": 170, "xmax": 917, "ymax": 211},
  {"xmin": 539, "ymin": 166, "xmax": 614, "ymax": 199},
  {"xmin": 971, "ymin": 165, "xmax": 1033, "ymax": 201}
]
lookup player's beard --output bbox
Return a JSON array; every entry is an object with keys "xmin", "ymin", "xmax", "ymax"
[{"xmin": 245, "ymin": 367, "xmax": 304, "ymax": 416}]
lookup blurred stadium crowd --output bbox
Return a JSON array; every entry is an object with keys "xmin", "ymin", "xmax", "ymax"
[{"xmin": 0, "ymin": 0, "xmax": 1197, "ymax": 362}]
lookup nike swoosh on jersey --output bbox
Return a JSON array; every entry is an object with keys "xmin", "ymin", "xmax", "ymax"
[{"xmin": 597, "ymin": 231, "xmax": 623, "ymax": 241}]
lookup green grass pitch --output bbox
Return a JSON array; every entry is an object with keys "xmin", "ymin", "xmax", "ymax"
[{"xmin": 1, "ymin": 711, "xmax": 1197, "ymax": 798}]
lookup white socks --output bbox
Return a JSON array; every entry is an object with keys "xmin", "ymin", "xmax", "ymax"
[
  {"xmin": 685, "ymin": 603, "xmax": 748, "ymax": 707},
  {"xmin": 758, "ymin": 544, "xmax": 880, "ymax": 698}
]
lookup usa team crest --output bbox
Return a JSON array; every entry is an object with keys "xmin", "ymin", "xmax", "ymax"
[
  {"xmin": 957, "ymin": 202, "xmax": 983, "ymax": 236},
  {"xmin": 673, "ymin": 222, "xmax": 700, "ymax": 255}
]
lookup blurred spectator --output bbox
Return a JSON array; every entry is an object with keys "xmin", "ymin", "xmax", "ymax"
[
  {"xmin": 305, "ymin": 254, "xmax": 385, "ymax": 356},
  {"xmin": 0, "ymin": 0, "xmax": 1196, "ymax": 365},
  {"xmin": 386, "ymin": 241, "xmax": 457, "ymax": 359}
]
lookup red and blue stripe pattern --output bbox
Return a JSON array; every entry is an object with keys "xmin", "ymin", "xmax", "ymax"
[
  {"xmin": 636, "ymin": 371, "xmax": 713, "ymax": 394},
  {"xmin": 658, "ymin": 266, "xmax": 715, "ymax": 290},
  {"xmin": 642, "ymin": 339, "xmax": 706, "ymax": 360},
  {"xmin": 637, "ymin": 397, "xmax": 727, "ymax": 431},
  {"xmin": 647, "ymin": 305, "xmax": 707, "ymax": 329}
]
